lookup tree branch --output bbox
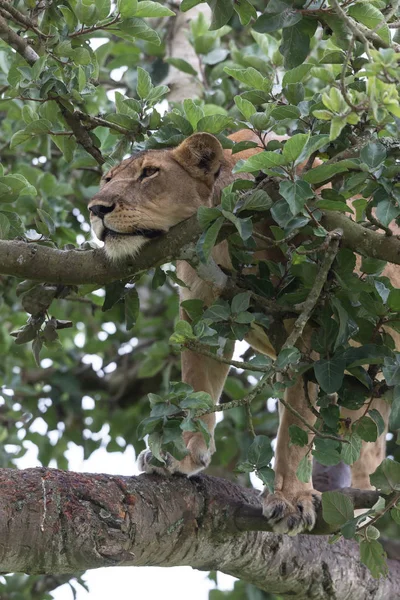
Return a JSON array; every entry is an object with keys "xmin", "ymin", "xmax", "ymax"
[
  {"xmin": 0, "ymin": 15, "xmax": 39, "ymax": 65},
  {"xmin": 1, "ymin": 197, "xmax": 400, "ymax": 286},
  {"xmin": 0, "ymin": 467, "xmax": 397, "ymax": 599}
]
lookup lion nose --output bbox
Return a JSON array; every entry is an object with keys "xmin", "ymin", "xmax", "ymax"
[{"xmin": 89, "ymin": 204, "xmax": 116, "ymax": 219}]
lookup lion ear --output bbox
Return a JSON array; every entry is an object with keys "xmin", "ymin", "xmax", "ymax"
[{"xmin": 172, "ymin": 133, "xmax": 224, "ymax": 182}]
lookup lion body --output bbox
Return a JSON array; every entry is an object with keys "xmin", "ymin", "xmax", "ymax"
[{"xmin": 89, "ymin": 131, "xmax": 395, "ymax": 534}]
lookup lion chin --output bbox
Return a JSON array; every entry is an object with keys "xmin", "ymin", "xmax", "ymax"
[{"xmin": 103, "ymin": 235, "xmax": 148, "ymax": 261}]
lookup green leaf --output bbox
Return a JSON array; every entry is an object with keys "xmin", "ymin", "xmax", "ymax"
[
  {"xmin": 234, "ymin": 96, "xmax": 256, "ymax": 120},
  {"xmin": 279, "ymin": 179, "xmax": 314, "ymax": 215},
  {"xmin": 370, "ymin": 458, "xmax": 400, "ymax": 494},
  {"xmin": 276, "ymin": 347, "xmax": 301, "ymax": 369},
  {"xmin": 231, "ymin": 291, "xmax": 251, "ymax": 314},
  {"xmin": 253, "ymin": 8, "xmax": 302, "ymax": 34},
  {"xmin": 322, "ymin": 491, "xmax": 354, "ymax": 525},
  {"xmin": 196, "ymin": 216, "xmax": 224, "ymax": 263},
  {"xmin": 203, "ymin": 300, "xmax": 230, "ymax": 322},
  {"xmin": 233, "ymin": 151, "xmax": 287, "ymax": 173},
  {"xmin": 313, "ymin": 438, "xmax": 341, "ymax": 466},
  {"xmin": 341, "ymin": 433, "xmax": 362, "ymax": 465},
  {"xmin": 234, "ymin": 0, "xmax": 257, "ymax": 26},
  {"xmin": 360, "ymin": 142, "xmax": 386, "ymax": 169},
  {"xmin": 166, "ymin": 58, "xmax": 197, "ymax": 76},
  {"xmin": 170, "ymin": 320, "xmax": 195, "ymax": 344},
  {"xmin": 197, "ymin": 114, "xmax": 233, "ymax": 134},
  {"xmin": 297, "ymin": 455, "xmax": 312, "ymax": 483},
  {"xmin": 221, "ymin": 210, "xmax": 253, "ymax": 240},
  {"xmin": 102, "ymin": 281, "xmax": 125, "ymax": 311},
  {"xmin": 354, "ymin": 416, "xmax": 378, "ymax": 443},
  {"xmin": 368, "ymin": 409, "xmax": 385, "ymax": 437},
  {"xmin": 270, "ymin": 104, "xmax": 300, "ymax": 120},
  {"xmin": 348, "ymin": 3, "xmax": 390, "ymax": 45},
  {"xmin": 183, "ymin": 99, "xmax": 204, "ymax": 129},
  {"xmin": 289, "ymin": 424, "xmax": 308, "ymax": 447},
  {"xmin": 247, "ymin": 435, "xmax": 273, "ymax": 468},
  {"xmin": 181, "ymin": 0, "xmax": 204, "ymax": 10},
  {"xmin": 280, "ymin": 20, "xmax": 312, "ymax": 69},
  {"xmin": 359, "ymin": 540, "xmax": 388, "ymax": 579},
  {"xmin": 237, "ymin": 190, "xmax": 272, "ymax": 213},
  {"xmin": 0, "ymin": 213, "xmax": 10, "ymax": 239},
  {"xmin": 383, "ymin": 355, "xmax": 400, "ymax": 386},
  {"xmin": 314, "ymin": 357, "xmax": 346, "ymax": 394},
  {"xmin": 136, "ymin": 67, "xmax": 152, "ymax": 100},
  {"xmin": 283, "ymin": 133, "xmax": 309, "ymax": 163},
  {"xmin": 376, "ymin": 199, "xmax": 398, "ymax": 227},
  {"xmin": 208, "ymin": 0, "xmax": 234, "ymax": 30},
  {"xmin": 224, "ymin": 66, "xmax": 270, "ymax": 92},
  {"xmin": 118, "ymin": 0, "xmax": 138, "ymax": 19},
  {"xmin": 36, "ymin": 209, "xmax": 55, "ymax": 235},
  {"xmin": 135, "ymin": 1, "xmax": 175, "ymax": 17},
  {"xmin": 125, "ymin": 287, "xmax": 139, "ymax": 330},
  {"xmin": 302, "ymin": 161, "xmax": 350, "ymax": 184}
]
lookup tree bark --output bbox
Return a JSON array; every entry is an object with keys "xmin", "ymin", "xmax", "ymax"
[
  {"xmin": 2, "ymin": 202, "xmax": 400, "ymax": 286},
  {"xmin": 0, "ymin": 467, "xmax": 398, "ymax": 599}
]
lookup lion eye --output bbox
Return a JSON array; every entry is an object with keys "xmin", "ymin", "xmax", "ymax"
[
  {"xmin": 103, "ymin": 176, "xmax": 112, "ymax": 183},
  {"xmin": 141, "ymin": 167, "xmax": 159, "ymax": 179}
]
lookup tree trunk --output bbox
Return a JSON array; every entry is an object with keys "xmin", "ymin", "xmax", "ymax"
[{"xmin": 0, "ymin": 467, "xmax": 398, "ymax": 599}]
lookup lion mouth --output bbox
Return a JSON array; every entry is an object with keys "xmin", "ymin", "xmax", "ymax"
[{"xmin": 101, "ymin": 227, "xmax": 164, "ymax": 242}]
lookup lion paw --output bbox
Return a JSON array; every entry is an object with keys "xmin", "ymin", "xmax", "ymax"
[
  {"xmin": 138, "ymin": 443, "xmax": 211, "ymax": 477},
  {"xmin": 262, "ymin": 490, "xmax": 321, "ymax": 535}
]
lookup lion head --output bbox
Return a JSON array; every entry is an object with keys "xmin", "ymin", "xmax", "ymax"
[{"xmin": 88, "ymin": 133, "xmax": 225, "ymax": 261}]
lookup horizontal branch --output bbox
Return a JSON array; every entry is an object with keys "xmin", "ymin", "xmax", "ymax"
[
  {"xmin": 1, "ymin": 199, "xmax": 400, "ymax": 288},
  {"xmin": 0, "ymin": 467, "xmax": 398, "ymax": 599}
]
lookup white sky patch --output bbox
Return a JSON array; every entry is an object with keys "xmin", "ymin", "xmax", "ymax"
[
  {"xmin": 89, "ymin": 38, "xmax": 109, "ymax": 51},
  {"xmin": 40, "ymin": 358, "xmax": 53, "ymax": 369},
  {"xmin": 107, "ymin": 87, "xmax": 126, "ymax": 102},
  {"xmin": 82, "ymin": 354, "xmax": 103, "ymax": 372},
  {"xmin": 74, "ymin": 332, "xmax": 86, "ymax": 348},
  {"xmin": 98, "ymin": 331, "xmax": 108, "ymax": 341},
  {"xmin": 103, "ymin": 361, "xmax": 117, "ymax": 374},
  {"xmin": 118, "ymin": 343, "xmax": 133, "ymax": 355},
  {"xmin": 110, "ymin": 66, "xmax": 128, "ymax": 81},
  {"xmin": 102, "ymin": 322, "xmax": 117, "ymax": 334},
  {"xmin": 82, "ymin": 395, "xmax": 95, "ymax": 410},
  {"xmin": 29, "ymin": 417, "xmax": 48, "ymax": 435}
]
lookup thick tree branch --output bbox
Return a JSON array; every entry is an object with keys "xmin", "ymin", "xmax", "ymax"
[
  {"xmin": 0, "ymin": 15, "xmax": 39, "ymax": 64},
  {"xmin": 0, "ymin": 467, "xmax": 397, "ymax": 600},
  {"xmin": 1, "ymin": 200, "xmax": 400, "ymax": 286}
]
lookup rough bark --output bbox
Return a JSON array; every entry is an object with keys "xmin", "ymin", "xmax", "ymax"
[
  {"xmin": 2, "ymin": 202, "xmax": 400, "ymax": 286},
  {"xmin": 0, "ymin": 468, "xmax": 398, "ymax": 599}
]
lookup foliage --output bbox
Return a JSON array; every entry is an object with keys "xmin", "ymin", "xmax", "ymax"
[{"xmin": 1, "ymin": 0, "xmax": 400, "ymax": 595}]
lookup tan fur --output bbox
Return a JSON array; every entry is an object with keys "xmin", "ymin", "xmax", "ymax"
[{"xmin": 89, "ymin": 131, "xmax": 395, "ymax": 534}]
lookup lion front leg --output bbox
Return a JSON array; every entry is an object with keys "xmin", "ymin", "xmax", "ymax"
[
  {"xmin": 139, "ymin": 344, "xmax": 234, "ymax": 477},
  {"xmin": 262, "ymin": 377, "xmax": 321, "ymax": 535}
]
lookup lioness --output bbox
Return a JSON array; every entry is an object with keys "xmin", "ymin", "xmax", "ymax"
[{"xmin": 88, "ymin": 131, "xmax": 393, "ymax": 534}]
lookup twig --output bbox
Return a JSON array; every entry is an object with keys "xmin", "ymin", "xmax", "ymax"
[
  {"xmin": 57, "ymin": 105, "xmax": 105, "ymax": 165},
  {"xmin": 74, "ymin": 110, "xmax": 133, "ymax": 137},
  {"xmin": 0, "ymin": 0, "xmax": 49, "ymax": 38},
  {"xmin": 0, "ymin": 15, "xmax": 39, "ymax": 65},
  {"xmin": 330, "ymin": 0, "xmax": 370, "ymax": 52},
  {"xmin": 365, "ymin": 202, "xmax": 393, "ymax": 236},
  {"xmin": 292, "ymin": 230, "xmax": 341, "ymax": 317},
  {"xmin": 69, "ymin": 14, "xmax": 120, "ymax": 38},
  {"xmin": 184, "ymin": 340, "xmax": 271, "ymax": 373},
  {"xmin": 197, "ymin": 374, "xmax": 270, "ymax": 416},
  {"xmin": 279, "ymin": 394, "xmax": 349, "ymax": 443}
]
